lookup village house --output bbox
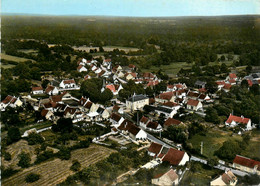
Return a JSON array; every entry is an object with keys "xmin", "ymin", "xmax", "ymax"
[
  {"xmin": 142, "ymin": 72, "xmax": 157, "ymax": 81},
  {"xmin": 126, "ymin": 94, "xmax": 149, "ymax": 111},
  {"xmin": 59, "ymin": 79, "xmax": 77, "ymax": 89},
  {"xmin": 41, "ymin": 109, "xmax": 54, "ymax": 120},
  {"xmin": 0, "ymin": 95, "xmax": 23, "ymax": 111},
  {"xmin": 148, "ymin": 142, "xmax": 163, "ymax": 157},
  {"xmin": 125, "ymin": 72, "xmax": 137, "ymax": 81},
  {"xmin": 167, "ymin": 83, "xmax": 187, "ymax": 92},
  {"xmin": 186, "ymin": 99, "xmax": 203, "ymax": 111},
  {"xmin": 233, "ymin": 155, "xmax": 260, "ymax": 175},
  {"xmin": 106, "ymin": 84, "xmax": 123, "ymax": 95},
  {"xmin": 140, "ymin": 116, "xmax": 150, "ymax": 129},
  {"xmin": 210, "ymin": 170, "xmax": 237, "ymax": 186},
  {"xmin": 145, "ymin": 105, "xmax": 178, "ymax": 118},
  {"xmin": 32, "ymin": 86, "xmax": 44, "ymax": 95},
  {"xmin": 155, "ymin": 92, "xmax": 175, "ymax": 103},
  {"xmin": 77, "ymin": 65, "xmax": 88, "ymax": 72},
  {"xmin": 97, "ymin": 107, "xmax": 110, "ymax": 120},
  {"xmin": 112, "ymin": 105, "xmax": 124, "ymax": 114},
  {"xmin": 186, "ymin": 91, "xmax": 200, "ymax": 100},
  {"xmin": 226, "ymin": 73, "xmax": 238, "ymax": 81},
  {"xmin": 110, "ymin": 113, "xmax": 124, "ymax": 127},
  {"xmin": 118, "ymin": 119, "xmax": 147, "ymax": 141},
  {"xmin": 163, "ymin": 118, "xmax": 182, "ymax": 130},
  {"xmin": 146, "ymin": 121, "xmax": 163, "ymax": 133},
  {"xmin": 222, "ymin": 83, "xmax": 232, "ymax": 92},
  {"xmin": 45, "ymin": 85, "xmax": 59, "ymax": 95},
  {"xmin": 225, "ymin": 114, "xmax": 252, "ymax": 130},
  {"xmin": 151, "ymin": 169, "xmax": 179, "ymax": 186},
  {"xmin": 161, "ymin": 148, "xmax": 189, "ymax": 166},
  {"xmin": 194, "ymin": 80, "xmax": 206, "ymax": 89},
  {"xmin": 216, "ymin": 81, "xmax": 226, "ymax": 90}
]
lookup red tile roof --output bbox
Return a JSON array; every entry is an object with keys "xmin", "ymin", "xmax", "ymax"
[
  {"xmin": 216, "ymin": 81, "xmax": 225, "ymax": 85},
  {"xmin": 233, "ymin": 155, "xmax": 260, "ymax": 171},
  {"xmin": 247, "ymin": 80, "xmax": 253, "ymax": 87},
  {"xmin": 41, "ymin": 109, "xmax": 49, "ymax": 117},
  {"xmin": 162, "ymin": 148, "xmax": 185, "ymax": 165},
  {"xmin": 149, "ymin": 98, "xmax": 155, "ymax": 104},
  {"xmin": 111, "ymin": 113, "xmax": 121, "ymax": 122},
  {"xmin": 146, "ymin": 121, "xmax": 159, "ymax": 129},
  {"xmin": 147, "ymin": 80, "xmax": 159, "ymax": 87},
  {"xmin": 79, "ymin": 97, "xmax": 88, "ymax": 106},
  {"xmin": 158, "ymin": 92, "xmax": 174, "ymax": 100},
  {"xmin": 84, "ymin": 101, "xmax": 93, "ymax": 109},
  {"xmin": 163, "ymin": 102, "xmax": 179, "ymax": 108},
  {"xmin": 2, "ymin": 95, "xmax": 14, "ymax": 104},
  {"xmin": 106, "ymin": 84, "xmax": 116, "ymax": 93},
  {"xmin": 148, "ymin": 142, "xmax": 162, "ymax": 155},
  {"xmin": 140, "ymin": 116, "xmax": 149, "ymax": 124},
  {"xmin": 98, "ymin": 70, "xmax": 106, "ymax": 76},
  {"xmin": 143, "ymin": 72, "xmax": 154, "ymax": 78},
  {"xmin": 228, "ymin": 79, "xmax": 236, "ymax": 84},
  {"xmin": 118, "ymin": 119, "xmax": 140, "ymax": 135},
  {"xmin": 226, "ymin": 114, "xmax": 250, "ymax": 125},
  {"xmin": 164, "ymin": 118, "xmax": 182, "ymax": 127},
  {"xmin": 64, "ymin": 107, "xmax": 76, "ymax": 115},
  {"xmin": 32, "ymin": 86, "xmax": 43, "ymax": 91},
  {"xmin": 45, "ymin": 85, "xmax": 55, "ymax": 94},
  {"xmin": 187, "ymin": 99, "xmax": 200, "ymax": 107},
  {"xmin": 128, "ymin": 64, "xmax": 135, "ymax": 68},
  {"xmin": 153, "ymin": 169, "xmax": 178, "ymax": 182},
  {"xmin": 223, "ymin": 83, "xmax": 232, "ymax": 90},
  {"xmin": 63, "ymin": 79, "xmax": 75, "ymax": 84},
  {"xmin": 113, "ymin": 105, "xmax": 120, "ymax": 112},
  {"xmin": 187, "ymin": 91, "xmax": 200, "ymax": 98},
  {"xmin": 229, "ymin": 73, "xmax": 237, "ymax": 79}
]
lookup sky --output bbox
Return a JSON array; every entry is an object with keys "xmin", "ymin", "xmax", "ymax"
[{"xmin": 2, "ymin": 0, "xmax": 259, "ymax": 17}]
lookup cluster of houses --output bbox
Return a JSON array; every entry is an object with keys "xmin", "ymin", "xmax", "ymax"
[{"xmin": 216, "ymin": 72, "xmax": 260, "ymax": 92}]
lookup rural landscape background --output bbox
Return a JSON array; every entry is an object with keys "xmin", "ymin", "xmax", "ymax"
[{"xmin": 1, "ymin": 1, "xmax": 260, "ymax": 185}]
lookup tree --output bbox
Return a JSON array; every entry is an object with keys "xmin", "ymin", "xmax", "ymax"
[
  {"xmin": 100, "ymin": 88, "xmax": 113, "ymax": 104},
  {"xmin": 205, "ymin": 80, "xmax": 218, "ymax": 94},
  {"xmin": 25, "ymin": 173, "xmax": 40, "ymax": 183},
  {"xmin": 7, "ymin": 127, "xmax": 21, "ymax": 144},
  {"xmin": 250, "ymin": 84, "xmax": 260, "ymax": 95},
  {"xmin": 42, "ymin": 79, "xmax": 49, "ymax": 89},
  {"xmin": 27, "ymin": 132, "xmax": 44, "ymax": 145},
  {"xmin": 70, "ymin": 160, "xmax": 81, "ymax": 172},
  {"xmin": 4, "ymin": 152, "xmax": 11, "ymax": 161},
  {"xmin": 220, "ymin": 55, "xmax": 225, "ymax": 61},
  {"xmin": 207, "ymin": 156, "xmax": 219, "ymax": 168},
  {"xmin": 18, "ymin": 152, "xmax": 31, "ymax": 168},
  {"xmin": 241, "ymin": 79, "xmax": 249, "ymax": 89},
  {"xmin": 205, "ymin": 107, "xmax": 220, "ymax": 124},
  {"xmin": 214, "ymin": 140, "xmax": 241, "ymax": 161},
  {"xmin": 99, "ymin": 46, "xmax": 104, "ymax": 52},
  {"xmin": 52, "ymin": 118, "xmax": 73, "ymax": 133}
]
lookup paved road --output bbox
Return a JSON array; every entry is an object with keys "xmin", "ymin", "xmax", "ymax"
[{"xmin": 190, "ymin": 156, "xmax": 249, "ymax": 177}]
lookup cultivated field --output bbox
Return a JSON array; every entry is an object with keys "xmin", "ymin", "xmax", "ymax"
[{"xmin": 2, "ymin": 144, "xmax": 116, "ymax": 186}]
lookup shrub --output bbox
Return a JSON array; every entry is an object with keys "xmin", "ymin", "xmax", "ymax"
[
  {"xmin": 25, "ymin": 173, "xmax": 40, "ymax": 183},
  {"xmin": 70, "ymin": 160, "xmax": 81, "ymax": 172},
  {"xmin": 27, "ymin": 132, "xmax": 44, "ymax": 145},
  {"xmin": 4, "ymin": 152, "xmax": 12, "ymax": 161},
  {"xmin": 18, "ymin": 152, "xmax": 31, "ymax": 168}
]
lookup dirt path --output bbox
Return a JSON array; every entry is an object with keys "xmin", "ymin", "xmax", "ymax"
[{"xmin": 2, "ymin": 145, "xmax": 116, "ymax": 186}]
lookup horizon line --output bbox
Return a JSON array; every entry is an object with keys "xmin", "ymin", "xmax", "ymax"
[{"xmin": 2, "ymin": 12, "xmax": 260, "ymax": 18}]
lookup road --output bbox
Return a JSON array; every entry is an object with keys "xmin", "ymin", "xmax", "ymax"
[{"xmin": 190, "ymin": 156, "xmax": 249, "ymax": 177}]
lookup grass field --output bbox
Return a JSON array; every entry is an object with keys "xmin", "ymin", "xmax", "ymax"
[
  {"xmin": 187, "ymin": 128, "xmax": 242, "ymax": 158},
  {"xmin": 0, "ymin": 64, "xmax": 16, "ymax": 69},
  {"xmin": 2, "ymin": 144, "xmax": 116, "ymax": 186},
  {"xmin": 181, "ymin": 162, "xmax": 222, "ymax": 185},
  {"xmin": 187, "ymin": 128, "xmax": 260, "ymax": 160},
  {"xmin": 1, "ymin": 53, "xmax": 35, "ymax": 63},
  {"xmin": 141, "ymin": 60, "xmax": 235, "ymax": 77}
]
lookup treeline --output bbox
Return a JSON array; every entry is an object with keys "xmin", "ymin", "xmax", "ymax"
[{"xmin": 2, "ymin": 15, "xmax": 259, "ymax": 47}]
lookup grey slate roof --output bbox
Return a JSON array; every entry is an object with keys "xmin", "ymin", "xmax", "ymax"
[{"xmin": 127, "ymin": 94, "xmax": 148, "ymax": 102}]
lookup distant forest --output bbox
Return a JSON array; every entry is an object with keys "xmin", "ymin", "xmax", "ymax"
[{"xmin": 2, "ymin": 15, "xmax": 260, "ymax": 47}]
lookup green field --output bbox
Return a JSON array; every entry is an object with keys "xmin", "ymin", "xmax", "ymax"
[
  {"xmin": 141, "ymin": 60, "xmax": 234, "ymax": 77},
  {"xmin": 187, "ymin": 128, "xmax": 242, "ymax": 158},
  {"xmin": 187, "ymin": 128, "xmax": 260, "ymax": 160},
  {"xmin": 1, "ymin": 53, "xmax": 35, "ymax": 63},
  {"xmin": 181, "ymin": 162, "xmax": 222, "ymax": 185}
]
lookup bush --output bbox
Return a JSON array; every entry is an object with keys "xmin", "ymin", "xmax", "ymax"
[
  {"xmin": 27, "ymin": 132, "xmax": 44, "ymax": 145},
  {"xmin": 18, "ymin": 152, "xmax": 31, "ymax": 168},
  {"xmin": 4, "ymin": 152, "xmax": 12, "ymax": 161},
  {"xmin": 35, "ymin": 150, "xmax": 54, "ymax": 164},
  {"xmin": 25, "ymin": 173, "xmax": 40, "ymax": 183},
  {"xmin": 1, "ymin": 167, "xmax": 19, "ymax": 179},
  {"xmin": 70, "ymin": 160, "xmax": 81, "ymax": 172}
]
